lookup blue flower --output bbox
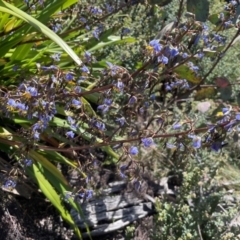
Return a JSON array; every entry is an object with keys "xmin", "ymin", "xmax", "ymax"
[
  {"xmin": 182, "ymin": 52, "xmax": 188, "ymax": 58},
  {"xmin": 116, "ymin": 117, "xmax": 126, "ymax": 126},
  {"xmin": 81, "ymin": 65, "xmax": 90, "ymax": 73},
  {"xmin": 122, "ymin": 28, "xmax": 131, "ymax": 35},
  {"xmin": 149, "ymin": 40, "xmax": 162, "ymax": 54},
  {"xmin": 84, "ymin": 51, "xmax": 92, "ymax": 63},
  {"xmin": 3, "ymin": 179, "xmax": 17, "ymax": 189},
  {"xmin": 170, "ymin": 48, "xmax": 179, "ymax": 58},
  {"xmin": 236, "ymin": 113, "xmax": 240, "ymax": 120},
  {"xmin": 67, "ymin": 116, "xmax": 77, "ymax": 130},
  {"xmin": 173, "ymin": 122, "xmax": 182, "ymax": 129},
  {"xmin": 129, "ymin": 96, "xmax": 137, "ymax": 105},
  {"xmin": 197, "ymin": 52, "xmax": 204, "ymax": 59},
  {"xmin": 65, "ymin": 72, "xmax": 74, "ymax": 81},
  {"xmin": 133, "ymin": 179, "xmax": 141, "ymax": 191},
  {"xmin": 24, "ymin": 159, "xmax": 33, "ymax": 166},
  {"xmin": 130, "ymin": 146, "xmax": 138, "ymax": 155},
  {"xmin": 106, "ymin": 62, "xmax": 120, "ymax": 76},
  {"xmin": 86, "ymin": 190, "xmax": 93, "ymax": 199},
  {"xmin": 26, "ymin": 87, "xmax": 38, "ymax": 97},
  {"xmin": 74, "ymin": 86, "xmax": 81, "ymax": 94},
  {"xmin": 90, "ymin": 7, "xmax": 102, "ymax": 15},
  {"xmin": 78, "ymin": 190, "xmax": 93, "ymax": 199},
  {"xmin": 142, "ymin": 137, "xmax": 155, "ymax": 148},
  {"xmin": 33, "ymin": 131, "xmax": 40, "ymax": 140},
  {"xmin": 7, "ymin": 99, "xmax": 16, "ymax": 108},
  {"xmin": 51, "ymin": 53, "xmax": 61, "ymax": 62},
  {"xmin": 103, "ymin": 98, "xmax": 112, "ymax": 106},
  {"xmin": 72, "ymin": 99, "xmax": 81, "ymax": 108},
  {"xmin": 80, "ymin": 17, "xmax": 87, "ymax": 23},
  {"xmin": 158, "ymin": 55, "xmax": 168, "ymax": 64},
  {"xmin": 166, "ymin": 143, "xmax": 177, "ymax": 150},
  {"xmin": 92, "ymin": 119, "xmax": 105, "ymax": 131},
  {"xmin": 211, "ymin": 142, "xmax": 224, "ymax": 152},
  {"xmin": 120, "ymin": 165, "xmax": 127, "ymax": 178},
  {"xmin": 97, "ymin": 104, "xmax": 109, "ymax": 113},
  {"xmin": 192, "ymin": 137, "xmax": 201, "ymax": 149},
  {"xmin": 66, "ymin": 130, "xmax": 74, "ymax": 138},
  {"xmin": 115, "ymin": 81, "xmax": 124, "ymax": 92}
]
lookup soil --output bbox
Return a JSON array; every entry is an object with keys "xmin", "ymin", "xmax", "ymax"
[{"xmin": 0, "ymin": 189, "xmax": 154, "ymax": 240}]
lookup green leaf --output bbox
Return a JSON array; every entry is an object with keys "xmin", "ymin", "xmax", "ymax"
[
  {"xmin": 194, "ymin": 87, "xmax": 217, "ymax": 100},
  {"xmin": 88, "ymin": 36, "xmax": 137, "ymax": 52},
  {"xmin": 187, "ymin": 0, "xmax": 209, "ymax": 22},
  {"xmin": 208, "ymin": 11, "xmax": 230, "ymax": 25},
  {"xmin": 0, "ymin": 0, "xmax": 82, "ymax": 65},
  {"xmin": 26, "ymin": 163, "xmax": 82, "ymax": 239},
  {"xmin": 174, "ymin": 65, "xmax": 201, "ymax": 84}
]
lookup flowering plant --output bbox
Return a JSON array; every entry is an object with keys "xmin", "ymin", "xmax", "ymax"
[{"xmin": 1, "ymin": 0, "xmax": 240, "ymax": 239}]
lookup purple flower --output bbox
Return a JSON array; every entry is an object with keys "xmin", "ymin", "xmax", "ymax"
[
  {"xmin": 133, "ymin": 179, "xmax": 141, "ymax": 191},
  {"xmin": 67, "ymin": 116, "xmax": 77, "ymax": 130},
  {"xmin": 90, "ymin": 7, "xmax": 102, "ymax": 15},
  {"xmin": 129, "ymin": 146, "xmax": 138, "ymax": 155},
  {"xmin": 170, "ymin": 48, "xmax": 179, "ymax": 58},
  {"xmin": 80, "ymin": 17, "xmax": 87, "ymax": 23},
  {"xmin": 115, "ymin": 81, "xmax": 124, "ymax": 92},
  {"xmin": 92, "ymin": 119, "xmax": 105, "ymax": 131},
  {"xmin": 197, "ymin": 52, "xmax": 204, "ymax": 59},
  {"xmin": 116, "ymin": 117, "xmax": 126, "ymax": 126},
  {"xmin": 120, "ymin": 165, "xmax": 127, "ymax": 178},
  {"xmin": 122, "ymin": 28, "xmax": 130, "ymax": 35},
  {"xmin": 7, "ymin": 99, "xmax": 16, "ymax": 107},
  {"xmin": 51, "ymin": 53, "xmax": 61, "ymax": 61},
  {"xmin": 149, "ymin": 40, "xmax": 162, "ymax": 54},
  {"xmin": 74, "ymin": 86, "xmax": 81, "ymax": 94},
  {"xmin": 173, "ymin": 122, "xmax": 182, "ymax": 130},
  {"xmin": 66, "ymin": 130, "xmax": 74, "ymax": 138},
  {"xmin": 97, "ymin": 104, "xmax": 109, "ymax": 113},
  {"xmin": 224, "ymin": 120, "xmax": 236, "ymax": 131},
  {"xmin": 192, "ymin": 137, "xmax": 201, "ymax": 148},
  {"xmin": 222, "ymin": 108, "xmax": 229, "ymax": 115},
  {"xmin": 129, "ymin": 96, "xmax": 137, "ymax": 105},
  {"xmin": 65, "ymin": 72, "xmax": 74, "ymax": 81},
  {"xmin": 78, "ymin": 190, "xmax": 93, "ymax": 199},
  {"xmin": 106, "ymin": 62, "xmax": 120, "ymax": 76},
  {"xmin": 84, "ymin": 51, "xmax": 92, "ymax": 63},
  {"xmin": 182, "ymin": 52, "xmax": 188, "ymax": 58},
  {"xmin": 33, "ymin": 131, "xmax": 40, "ymax": 140},
  {"xmin": 211, "ymin": 142, "xmax": 224, "ymax": 152},
  {"xmin": 81, "ymin": 65, "xmax": 90, "ymax": 73},
  {"xmin": 24, "ymin": 159, "xmax": 33, "ymax": 166},
  {"xmin": 72, "ymin": 99, "xmax": 81, "ymax": 108},
  {"xmin": 26, "ymin": 87, "xmax": 38, "ymax": 97},
  {"xmin": 213, "ymin": 34, "xmax": 224, "ymax": 43},
  {"xmin": 166, "ymin": 143, "xmax": 176, "ymax": 149},
  {"xmin": 86, "ymin": 190, "xmax": 93, "ymax": 199},
  {"xmin": 158, "ymin": 55, "xmax": 168, "ymax": 64},
  {"xmin": 3, "ymin": 179, "xmax": 17, "ymax": 189},
  {"xmin": 224, "ymin": 20, "xmax": 232, "ymax": 28},
  {"xmin": 236, "ymin": 113, "xmax": 240, "ymax": 120},
  {"xmin": 142, "ymin": 137, "xmax": 155, "ymax": 148},
  {"xmin": 16, "ymin": 103, "xmax": 27, "ymax": 111},
  {"xmin": 104, "ymin": 98, "xmax": 112, "ymax": 105}
]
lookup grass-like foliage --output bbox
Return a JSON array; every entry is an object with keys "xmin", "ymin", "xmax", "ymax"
[{"xmin": 1, "ymin": 0, "xmax": 240, "ymax": 239}]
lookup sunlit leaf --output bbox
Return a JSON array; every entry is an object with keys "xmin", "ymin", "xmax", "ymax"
[
  {"xmin": 174, "ymin": 65, "xmax": 201, "ymax": 84},
  {"xmin": 195, "ymin": 87, "xmax": 217, "ymax": 100},
  {"xmin": 208, "ymin": 11, "xmax": 230, "ymax": 25}
]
